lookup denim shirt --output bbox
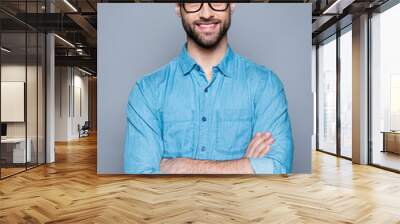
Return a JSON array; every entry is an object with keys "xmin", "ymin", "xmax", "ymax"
[{"xmin": 124, "ymin": 43, "xmax": 294, "ymax": 174}]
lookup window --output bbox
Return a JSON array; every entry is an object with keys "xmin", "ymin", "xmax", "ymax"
[
  {"xmin": 371, "ymin": 2, "xmax": 400, "ymax": 171},
  {"xmin": 318, "ymin": 35, "xmax": 337, "ymax": 155},
  {"xmin": 339, "ymin": 28, "xmax": 352, "ymax": 158}
]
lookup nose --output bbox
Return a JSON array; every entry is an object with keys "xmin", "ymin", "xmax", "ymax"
[{"xmin": 199, "ymin": 3, "xmax": 214, "ymax": 19}]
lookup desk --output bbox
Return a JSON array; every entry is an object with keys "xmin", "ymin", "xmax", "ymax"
[
  {"xmin": 1, "ymin": 138, "xmax": 31, "ymax": 163},
  {"xmin": 381, "ymin": 131, "xmax": 400, "ymax": 154}
]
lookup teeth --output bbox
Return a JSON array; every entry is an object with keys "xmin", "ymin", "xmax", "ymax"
[
  {"xmin": 198, "ymin": 23, "xmax": 216, "ymax": 25},
  {"xmin": 197, "ymin": 23, "xmax": 217, "ymax": 31},
  {"xmin": 199, "ymin": 23, "xmax": 216, "ymax": 27}
]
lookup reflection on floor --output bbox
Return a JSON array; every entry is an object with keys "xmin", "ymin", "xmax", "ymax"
[
  {"xmin": 0, "ymin": 162, "xmax": 42, "ymax": 178},
  {"xmin": 341, "ymin": 147, "xmax": 352, "ymax": 158},
  {"xmin": 0, "ymin": 135, "xmax": 400, "ymax": 223},
  {"xmin": 373, "ymin": 150, "xmax": 400, "ymax": 171},
  {"xmin": 0, "ymin": 167, "xmax": 25, "ymax": 177}
]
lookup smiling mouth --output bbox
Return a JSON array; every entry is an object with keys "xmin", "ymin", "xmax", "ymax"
[{"xmin": 195, "ymin": 22, "xmax": 219, "ymax": 32}]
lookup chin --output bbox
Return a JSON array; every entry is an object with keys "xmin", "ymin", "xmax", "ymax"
[
  {"xmin": 199, "ymin": 43, "xmax": 219, "ymax": 49},
  {"xmin": 199, "ymin": 36, "xmax": 219, "ymax": 45}
]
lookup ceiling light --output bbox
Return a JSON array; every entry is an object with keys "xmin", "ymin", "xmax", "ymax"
[
  {"xmin": 78, "ymin": 67, "xmax": 93, "ymax": 76},
  {"xmin": 54, "ymin": 34, "xmax": 75, "ymax": 48},
  {"xmin": 63, "ymin": 0, "xmax": 78, "ymax": 12},
  {"xmin": 1, "ymin": 47, "xmax": 11, "ymax": 53},
  {"xmin": 322, "ymin": 0, "xmax": 356, "ymax": 15}
]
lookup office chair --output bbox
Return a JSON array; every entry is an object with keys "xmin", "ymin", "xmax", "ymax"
[{"xmin": 79, "ymin": 121, "xmax": 90, "ymax": 138}]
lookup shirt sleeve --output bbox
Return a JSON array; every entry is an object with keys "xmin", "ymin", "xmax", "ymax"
[
  {"xmin": 124, "ymin": 78, "xmax": 163, "ymax": 174},
  {"xmin": 248, "ymin": 70, "xmax": 294, "ymax": 174}
]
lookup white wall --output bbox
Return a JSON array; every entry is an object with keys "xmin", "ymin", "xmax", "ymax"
[
  {"xmin": 55, "ymin": 66, "xmax": 69, "ymax": 141},
  {"xmin": 55, "ymin": 67, "xmax": 89, "ymax": 141},
  {"xmin": 1, "ymin": 66, "xmax": 26, "ymax": 133},
  {"xmin": 71, "ymin": 72, "xmax": 89, "ymax": 138},
  {"xmin": 1, "ymin": 65, "xmax": 40, "ymax": 138}
]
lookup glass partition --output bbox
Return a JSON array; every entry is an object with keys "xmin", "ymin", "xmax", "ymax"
[
  {"xmin": 27, "ymin": 31, "xmax": 38, "ymax": 169},
  {"xmin": 0, "ymin": 1, "xmax": 46, "ymax": 179},
  {"xmin": 1, "ymin": 31, "xmax": 28, "ymax": 177},
  {"xmin": 317, "ymin": 35, "xmax": 337, "ymax": 155}
]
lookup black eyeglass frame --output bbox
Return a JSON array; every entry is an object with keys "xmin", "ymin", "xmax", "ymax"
[{"xmin": 180, "ymin": 2, "xmax": 230, "ymax": 13}]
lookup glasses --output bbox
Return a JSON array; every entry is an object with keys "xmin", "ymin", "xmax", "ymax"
[{"xmin": 181, "ymin": 3, "xmax": 230, "ymax": 13}]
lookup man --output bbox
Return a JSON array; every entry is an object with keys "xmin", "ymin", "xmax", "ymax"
[{"xmin": 124, "ymin": 2, "xmax": 293, "ymax": 174}]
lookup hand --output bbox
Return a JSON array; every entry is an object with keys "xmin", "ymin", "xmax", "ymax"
[
  {"xmin": 244, "ymin": 132, "xmax": 274, "ymax": 158},
  {"xmin": 160, "ymin": 158, "xmax": 193, "ymax": 174}
]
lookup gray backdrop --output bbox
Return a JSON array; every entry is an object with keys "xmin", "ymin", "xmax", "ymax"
[{"xmin": 98, "ymin": 3, "xmax": 312, "ymax": 174}]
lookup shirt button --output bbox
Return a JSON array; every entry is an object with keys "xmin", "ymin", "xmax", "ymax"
[
  {"xmin": 201, "ymin": 146, "xmax": 206, "ymax": 151},
  {"xmin": 202, "ymin": 116, "xmax": 207, "ymax": 122}
]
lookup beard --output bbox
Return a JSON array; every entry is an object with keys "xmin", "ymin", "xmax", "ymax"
[{"xmin": 181, "ymin": 13, "xmax": 231, "ymax": 49}]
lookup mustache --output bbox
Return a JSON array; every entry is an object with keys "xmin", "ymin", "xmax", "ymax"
[{"xmin": 194, "ymin": 19, "xmax": 221, "ymax": 25}]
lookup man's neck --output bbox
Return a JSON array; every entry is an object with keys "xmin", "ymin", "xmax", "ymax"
[{"xmin": 186, "ymin": 38, "xmax": 228, "ymax": 81}]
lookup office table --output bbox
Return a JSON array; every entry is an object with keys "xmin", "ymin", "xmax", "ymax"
[
  {"xmin": 381, "ymin": 131, "xmax": 400, "ymax": 154},
  {"xmin": 1, "ymin": 138, "xmax": 32, "ymax": 163}
]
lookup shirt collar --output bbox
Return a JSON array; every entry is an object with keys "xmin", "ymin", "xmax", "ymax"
[{"xmin": 178, "ymin": 42, "xmax": 235, "ymax": 77}]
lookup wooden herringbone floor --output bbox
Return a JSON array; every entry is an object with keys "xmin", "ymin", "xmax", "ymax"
[{"xmin": 1, "ymin": 134, "xmax": 400, "ymax": 224}]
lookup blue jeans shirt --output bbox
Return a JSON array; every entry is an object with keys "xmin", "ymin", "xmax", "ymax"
[{"xmin": 124, "ymin": 43, "xmax": 294, "ymax": 174}]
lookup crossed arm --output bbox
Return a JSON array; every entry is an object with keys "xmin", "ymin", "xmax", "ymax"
[
  {"xmin": 160, "ymin": 132, "xmax": 274, "ymax": 174},
  {"xmin": 124, "ymin": 72, "xmax": 293, "ymax": 174}
]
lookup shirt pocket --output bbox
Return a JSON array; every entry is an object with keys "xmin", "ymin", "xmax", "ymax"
[
  {"xmin": 161, "ymin": 110, "xmax": 194, "ymax": 157},
  {"xmin": 216, "ymin": 109, "xmax": 253, "ymax": 156}
]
